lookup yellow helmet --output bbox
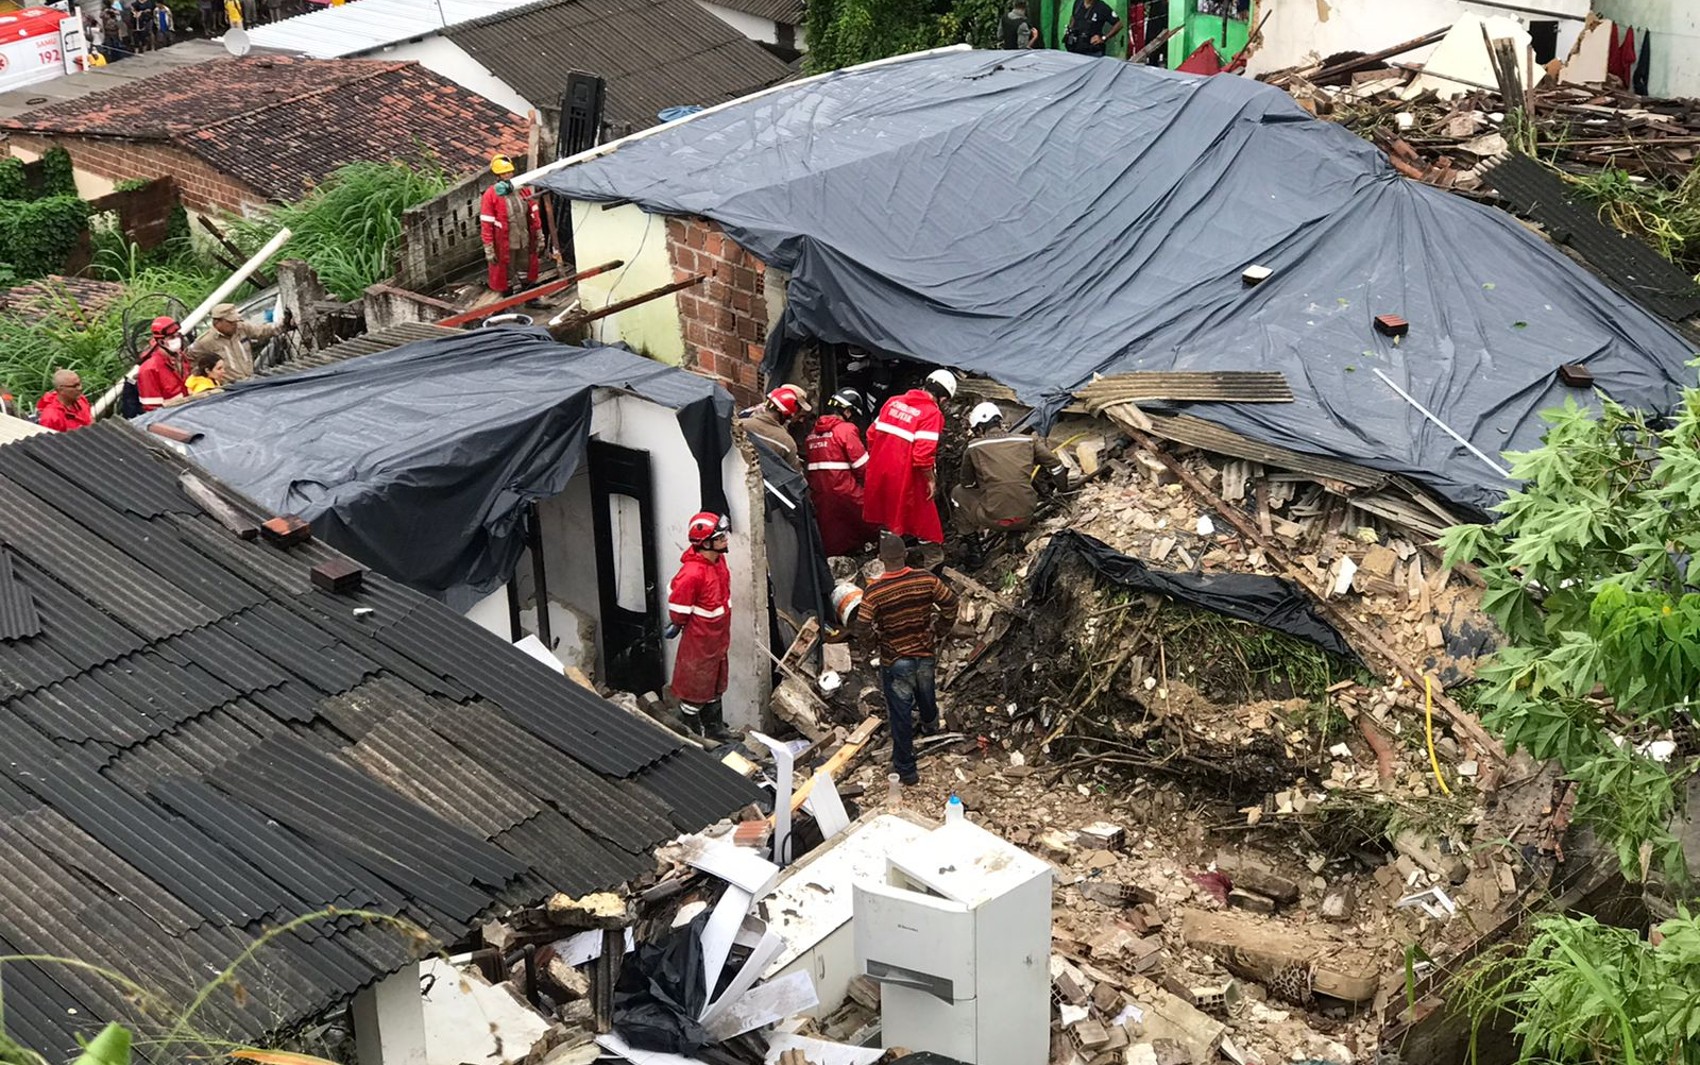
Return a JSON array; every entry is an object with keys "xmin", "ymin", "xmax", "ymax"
[{"xmin": 490, "ymin": 154, "xmax": 515, "ymax": 176}]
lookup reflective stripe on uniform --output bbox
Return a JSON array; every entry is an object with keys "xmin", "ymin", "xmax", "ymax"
[
  {"xmin": 851, "ymin": 453, "xmax": 869, "ymax": 469},
  {"xmin": 914, "ymin": 430, "xmax": 939, "ymax": 441},
  {"xmin": 808, "ymin": 461, "xmax": 853, "ymax": 470},
  {"xmin": 873, "ymin": 421, "xmax": 915, "ymax": 441},
  {"xmin": 966, "ymin": 436, "xmax": 1030, "ymax": 450},
  {"xmin": 670, "ymin": 601, "xmax": 726, "ymax": 618}
]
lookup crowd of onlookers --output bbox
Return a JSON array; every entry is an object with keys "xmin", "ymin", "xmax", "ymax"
[{"xmin": 83, "ymin": 0, "xmax": 332, "ymax": 61}]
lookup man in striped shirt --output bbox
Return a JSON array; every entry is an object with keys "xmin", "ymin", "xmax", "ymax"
[{"xmin": 858, "ymin": 534, "xmax": 958, "ymax": 784}]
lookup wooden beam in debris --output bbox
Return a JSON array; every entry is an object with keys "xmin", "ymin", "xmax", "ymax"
[
  {"xmin": 436, "ymin": 260, "xmax": 626, "ymax": 328},
  {"xmin": 549, "ymin": 274, "xmax": 707, "ymax": 338},
  {"xmin": 1120, "ymin": 425, "xmax": 1504, "ymax": 764},
  {"xmin": 1075, "ymin": 371, "xmax": 1294, "ymax": 410}
]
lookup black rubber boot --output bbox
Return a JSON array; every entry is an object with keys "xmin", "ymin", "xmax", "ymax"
[
  {"xmin": 700, "ymin": 698, "xmax": 734, "ymax": 744},
  {"xmin": 679, "ymin": 703, "xmax": 706, "ymax": 737}
]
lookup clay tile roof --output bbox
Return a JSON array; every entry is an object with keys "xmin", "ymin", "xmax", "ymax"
[
  {"xmin": 0, "ymin": 275, "xmax": 127, "ymax": 319},
  {"xmin": 0, "ymin": 57, "xmax": 528, "ymax": 199}
]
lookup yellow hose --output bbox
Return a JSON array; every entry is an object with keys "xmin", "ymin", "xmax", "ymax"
[
  {"xmin": 1034, "ymin": 431, "xmax": 1092, "ymax": 481},
  {"xmin": 1424, "ymin": 675, "xmax": 1452, "ymax": 796}
]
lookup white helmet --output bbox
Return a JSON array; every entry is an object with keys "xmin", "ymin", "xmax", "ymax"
[
  {"xmin": 923, "ymin": 369, "xmax": 958, "ymax": 399},
  {"xmin": 968, "ymin": 401, "xmax": 1002, "ymax": 429}
]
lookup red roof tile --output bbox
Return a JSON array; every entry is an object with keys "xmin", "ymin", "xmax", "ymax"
[
  {"xmin": 1, "ymin": 57, "xmax": 528, "ymax": 201},
  {"xmin": 0, "ymin": 275, "xmax": 127, "ymax": 318}
]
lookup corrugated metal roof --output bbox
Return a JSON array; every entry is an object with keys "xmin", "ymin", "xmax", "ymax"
[
  {"xmin": 0, "ymin": 413, "xmax": 48, "ymax": 446},
  {"xmin": 0, "ymin": 549, "xmax": 42, "ymax": 641},
  {"xmin": 262, "ymin": 323, "xmax": 458, "ymax": 376},
  {"xmin": 0, "ymin": 423, "xmax": 756, "ymax": 1054},
  {"xmin": 701, "ymin": 0, "xmax": 804, "ymax": 28},
  {"xmin": 244, "ymin": 0, "xmax": 545, "ymax": 57},
  {"xmin": 444, "ymin": 0, "xmax": 794, "ymax": 130},
  {"xmin": 1483, "ymin": 153, "xmax": 1700, "ymax": 323}
]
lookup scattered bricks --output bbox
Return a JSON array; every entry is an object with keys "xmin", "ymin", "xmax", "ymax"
[
  {"xmin": 1425, "ymin": 623, "xmax": 1447, "ymax": 649},
  {"xmin": 1132, "ymin": 449, "xmax": 1176, "ymax": 485},
  {"xmin": 1149, "ymin": 1042, "xmax": 1189, "ymax": 1065},
  {"xmin": 1081, "ymin": 880, "xmax": 1158, "ymax": 908},
  {"xmin": 1079, "ymin": 821, "xmax": 1125, "ymax": 850},
  {"xmin": 1374, "ymin": 313, "xmax": 1410, "ymax": 337},
  {"xmin": 1074, "ymin": 439, "xmax": 1106, "ymax": 479},
  {"xmin": 1087, "ymin": 921, "xmax": 1146, "ymax": 963},
  {"xmin": 310, "ymin": 557, "xmax": 366, "ymax": 594},
  {"xmin": 1215, "ymin": 851, "xmax": 1300, "ymax": 905},
  {"xmin": 1227, "ymin": 888, "xmax": 1277, "ymax": 915},
  {"xmin": 260, "ymin": 514, "xmax": 311, "ymax": 547},
  {"xmin": 1558, "ymin": 362, "xmax": 1595, "ymax": 388},
  {"xmin": 733, "ymin": 820, "xmax": 772, "ymax": 849},
  {"xmin": 1124, "ymin": 1045, "xmax": 1159, "ymax": 1065},
  {"xmin": 1102, "ymin": 1025, "xmax": 1129, "ymax": 1052},
  {"xmin": 1133, "ymin": 903, "xmax": 1164, "ymax": 931},
  {"xmin": 1071, "ymin": 1019, "xmax": 1111, "ymax": 1051},
  {"xmin": 1241, "ymin": 264, "xmax": 1272, "ymax": 286},
  {"xmin": 1092, "ymin": 982, "xmax": 1122, "ymax": 1013},
  {"xmin": 1051, "ymin": 958, "xmax": 1093, "ymax": 1006},
  {"xmin": 1127, "ymin": 936, "xmax": 1165, "ymax": 975}
]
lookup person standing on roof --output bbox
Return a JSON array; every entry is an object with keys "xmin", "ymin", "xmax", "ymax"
[
  {"xmin": 665, "ymin": 512, "xmax": 734, "ymax": 742},
  {"xmin": 951, "ymin": 401, "xmax": 1066, "ymax": 558},
  {"xmin": 806, "ymin": 388, "xmax": 878, "ymax": 557},
  {"xmin": 479, "ymin": 156, "xmax": 542, "ymax": 298},
  {"xmin": 1064, "ymin": 0, "xmax": 1120, "ymax": 56},
  {"xmin": 857, "ymin": 533, "xmax": 958, "ymax": 785},
  {"xmin": 863, "ymin": 369, "xmax": 955, "ymax": 544},
  {"xmin": 137, "ymin": 317, "xmax": 190, "ymax": 412},
  {"xmin": 738, "ymin": 384, "xmax": 810, "ymax": 472},
  {"xmin": 36, "ymin": 370, "xmax": 92, "ymax": 432},
  {"xmin": 188, "ymin": 302, "xmax": 287, "ymax": 381}
]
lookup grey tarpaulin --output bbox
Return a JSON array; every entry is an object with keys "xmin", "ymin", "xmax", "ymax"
[
  {"xmin": 142, "ymin": 328, "xmax": 733, "ymax": 606},
  {"xmin": 534, "ymin": 50, "xmax": 1699, "ymax": 514},
  {"xmin": 1031, "ymin": 529, "xmax": 1356, "ymax": 659}
]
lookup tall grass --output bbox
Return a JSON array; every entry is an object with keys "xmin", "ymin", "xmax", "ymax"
[
  {"xmin": 0, "ymin": 235, "xmax": 224, "ymax": 405},
  {"xmin": 227, "ymin": 162, "xmax": 450, "ymax": 302}
]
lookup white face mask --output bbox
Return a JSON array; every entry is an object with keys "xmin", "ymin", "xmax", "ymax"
[{"xmin": 164, "ymin": 337, "xmax": 183, "ymax": 353}]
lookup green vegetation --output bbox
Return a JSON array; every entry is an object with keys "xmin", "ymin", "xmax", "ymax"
[
  {"xmin": 1459, "ymin": 910, "xmax": 1700, "ymax": 1065},
  {"xmin": 228, "ymin": 161, "xmax": 448, "ymax": 301},
  {"xmin": 0, "ymin": 148, "xmax": 94, "ymax": 286},
  {"xmin": 803, "ymin": 0, "xmax": 1005, "ymax": 74},
  {"xmin": 1440, "ymin": 376, "xmax": 1700, "ymax": 884},
  {"xmin": 1568, "ymin": 165, "xmax": 1700, "ymax": 281}
]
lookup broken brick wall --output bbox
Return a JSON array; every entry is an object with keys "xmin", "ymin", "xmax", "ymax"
[
  {"xmin": 665, "ymin": 215, "xmax": 773, "ymax": 409},
  {"xmin": 6, "ymin": 133, "xmax": 261, "ymax": 216}
]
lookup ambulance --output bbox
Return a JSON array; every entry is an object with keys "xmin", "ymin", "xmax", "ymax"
[{"xmin": 0, "ymin": 6, "xmax": 89, "ymax": 94}]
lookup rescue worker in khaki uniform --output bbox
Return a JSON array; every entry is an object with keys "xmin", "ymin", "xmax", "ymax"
[
  {"xmin": 737, "ymin": 384, "xmax": 810, "ymax": 471},
  {"xmin": 188, "ymin": 302, "xmax": 289, "ymax": 381},
  {"xmin": 951, "ymin": 402, "xmax": 1066, "ymax": 549}
]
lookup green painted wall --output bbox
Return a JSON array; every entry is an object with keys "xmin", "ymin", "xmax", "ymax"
[
  {"xmin": 1167, "ymin": 0, "xmax": 1253, "ymax": 68},
  {"xmin": 1041, "ymin": 0, "xmax": 1128, "ymax": 57}
]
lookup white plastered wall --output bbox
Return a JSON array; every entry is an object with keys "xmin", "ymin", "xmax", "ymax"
[
  {"xmin": 1244, "ymin": 0, "xmax": 1591, "ymax": 78},
  {"xmin": 570, "ymin": 201, "xmax": 686, "ymax": 365}
]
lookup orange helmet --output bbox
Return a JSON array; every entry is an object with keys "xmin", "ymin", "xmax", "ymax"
[
  {"xmin": 687, "ymin": 511, "xmax": 728, "ymax": 545},
  {"xmin": 766, "ymin": 384, "xmax": 810, "ymax": 418}
]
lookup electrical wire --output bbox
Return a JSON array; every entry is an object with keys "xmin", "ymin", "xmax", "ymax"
[{"xmin": 1424, "ymin": 675, "xmax": 1453, "ymax": 797}]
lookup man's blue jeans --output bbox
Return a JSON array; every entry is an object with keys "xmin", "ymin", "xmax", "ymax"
[{"xmin": 881, "ymin": 656, "xmax": 938, "ymax": 779}]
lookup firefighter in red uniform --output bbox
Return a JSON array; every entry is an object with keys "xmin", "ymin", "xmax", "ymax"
[
  {"xmin": 862, "ymin": 369, "xmax": 956, "ymax": 543},
  {"xmin": 665, "ymin": 511, "xmax": 734, "ymax": 742},
  {"xmin": 805, "ymin": 388, "xmax": 878, "ymax": 557},
  {"xmin": 479, "ymin": 154, "xmax": 542, "ymax": 297},
  {"xmin": 136, "ymin": 316, "xmax": 189, "ymax": 412}
]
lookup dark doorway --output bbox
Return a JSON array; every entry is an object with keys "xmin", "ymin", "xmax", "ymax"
[{"xmin": 589, "ymin": 440, "xmax": 664, "ymax": 693}]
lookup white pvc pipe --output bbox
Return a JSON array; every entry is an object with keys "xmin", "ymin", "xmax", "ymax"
[
  {"xmin": 94, "ymin": 226, "xmax": 293, "ymax": 418},
  {"xmin": 1372, "ymin": 366, "xmax": 1512, "ymax": 479},
  {"xmin": 510, "ymin": 44, "xmax": 974, "ymax": 190}
]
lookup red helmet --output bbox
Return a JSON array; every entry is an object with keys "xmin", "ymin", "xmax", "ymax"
[
  {"xmin": 766, "ymin": 384, "xmax": 809, "ymax": 418},
  {"xmin": 150, "ymin": 316, "xmax": 181, "ymax": 338},
  {"xmin": 687, "ymin": 511, "xmax": 728, "ymax": 545}
]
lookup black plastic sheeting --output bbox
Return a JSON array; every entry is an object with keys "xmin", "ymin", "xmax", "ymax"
[
  {"xmin": 748, "ymin": 435, "xmax": 835, "ymax": 626},
  {"xmin": 142, "ymin": 328, "xmax": 733, "ymax": 607},
  {"xmin": 534, "ymin": 50, "xmax": 1699, "ymax": 514},
  {"xmin": 1030, "ymin": 529, "xmax": 1356, "ymax": 659},
  {"xmin": 613, "ymin": 913, "xmax": 713, "ymax": 1054}
]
